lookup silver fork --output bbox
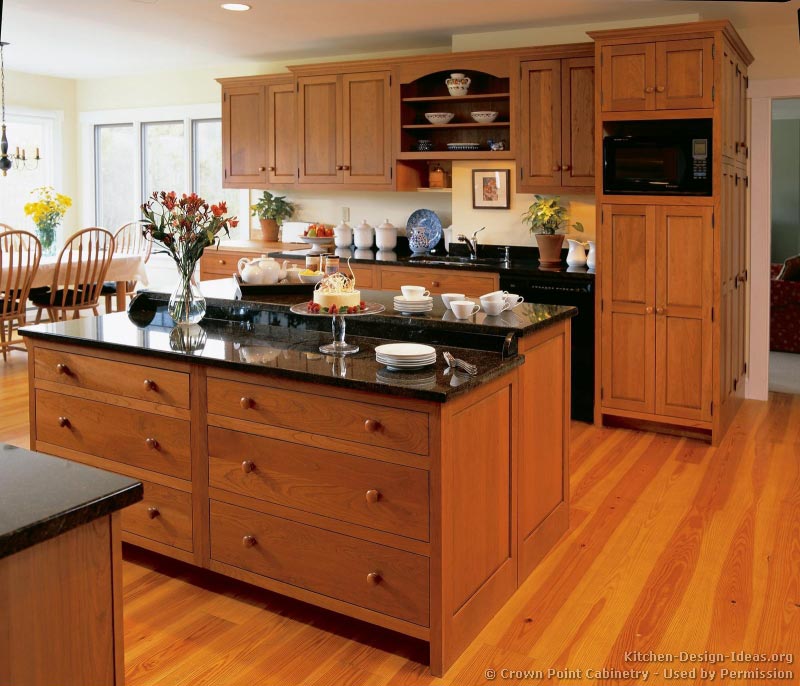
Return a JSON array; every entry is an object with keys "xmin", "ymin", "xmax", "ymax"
[{"xmin": 443, "ymin": 351, "xmax": 478, "ymax": 376}]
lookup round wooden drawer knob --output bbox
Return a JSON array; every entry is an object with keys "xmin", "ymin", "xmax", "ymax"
[
  {"xmin": 365, "ymin": 489, "xmax": 380, "ymax": 504},
  {"xmin": 656, "ymin": 86, "xmax": 665, "ymax": 93},
  {"xmin": 145, "ymin": 437, "xmax": 159, "ymax": 450},
  {"xmin": 645, "ymin": 306, "xmax": 653, "ymax": 314},
  {"xmin": 258, "ymin": 166, "xmax": 266, "ymax": 172},
  {"xmin": 241, "ymin": 460, "xmax": 256, "ymax": 474},
  {"xmin": 143, "ymin": 379, "xmax": 157, "ymax": 391},
  {"xmin": 242, "ymin": 535, "xmax": 257, "ymax": 548},
  {"xmin": 55, "ymin": 363, "xmax": 69, "ymax": 375},
  {"xmin": 656, "ymin": 307, "xmax": 666, "ymax": 315},
  {"xmin": 240, "ymin": 397, "xmax": 254, "ymax": 409},
  {"xmin": 367, "ymin": 572, "xmax": 382, "ymax": 586},
  {"xmin": 552, "ymin": 165, "xmax": 562, "ymax": 172},
  {"xmin": 57, "ymin": 416, "xmax": 70, "ymax": 428},
  {"xmin": 645, "ymin": 86, "xmax": 654, "ymax": 93},
  {"xmin": 268, "ymin": 166, "xmax": 276, "ymax": 172},
  {"xmin": 147, "ymin": 507, "xmax": 160, "ymax": 519},
  {"xmin": 431, "ymin": 281, "xmax": 440, "ymax": 288},
  {"xmin": 562, "ymin": 164, "xmax": 571, "ymax": 171},
  {"xmin": 364, "ymin": 419, "xmax": 381, "ymax": 433},
  {"xmin": 218, "ymin": 259, "xmax": 226, "ymax": 265}
]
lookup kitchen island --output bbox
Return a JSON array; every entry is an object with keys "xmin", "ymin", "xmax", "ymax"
[
  {"xmin": 20, "ymin": 283, "xmax": 574, "ymax": 676},
  {"xmin": 0, "ymin": 443, "xmax": 142, "ymax": 686}
]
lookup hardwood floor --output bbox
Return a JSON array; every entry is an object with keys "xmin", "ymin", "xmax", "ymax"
[{"xmin": 2, "ymin": 355, "xmax": 798, "ymax": 685}]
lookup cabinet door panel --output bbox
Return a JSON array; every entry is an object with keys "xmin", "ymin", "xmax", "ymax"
[
  {"xmin": 298, "ymin": 75, "xmax": 341, "ymax": 184},
  {"xmin": 600, "ymin": 43, "xmax": 655, "ymax": 112},
  {"xmin": 737, "ymin": 61, "xmax": 748, "ymax": 163},
  {"xmin": 520, "ymin": 60, "xmax": 562, "ymax": 187},
  {"xmin": 600, "ymin": 205, "xmax": 656, "ymax": 413},
  {"xmin": 722, "ymin": 51, "xmax": 737, "ymax": 159},
  {"xmin": 655, "ymin": 206, "xmax": 713, "ymax": 420},
  {"xmin": 222, "ymin": 85, "xmax": 266, "ymax": 186},
  {"xmin": 342, "ymin": 71, "xmax": 392, "ymax": 186},
  {"xmin": 655, "ymin": 38, "xmax": 714, "ymax": 110},
  {"xmin": 561, "ymin": 57, "xmax": 595, "ymax": 188},
  {"xmin": 267, "ymin": 83, "xmax": 297, "ymax": 185}
]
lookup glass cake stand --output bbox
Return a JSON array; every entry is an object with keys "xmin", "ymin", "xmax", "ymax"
[{"xmin": 290, "ymin": 302, "xmax": 385, "ymax": 355}]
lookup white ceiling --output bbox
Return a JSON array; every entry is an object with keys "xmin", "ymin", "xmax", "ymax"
[{"xmin": 1, "ymin": 0, "xmax": 798, "ymax": 79}]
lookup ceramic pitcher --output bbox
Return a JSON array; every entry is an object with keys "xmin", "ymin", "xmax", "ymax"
[
  {"xmin": 586, "ymin": 241, "xmax": 597, "ymax": 270},
  {"xmin": 566, "ymin": 239, "xmax": 587, "ymax": 267}
]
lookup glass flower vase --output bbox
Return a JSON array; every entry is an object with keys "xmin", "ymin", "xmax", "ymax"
[
  {"xmin": 168, "ymin": 264, "xmax": 206, "ymax": 326},
  {"xmin": 35, "ymin": 224, "xmax": 58, "ymax": 257}
]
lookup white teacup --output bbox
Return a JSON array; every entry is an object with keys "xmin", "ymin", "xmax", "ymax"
[
  {"xmin": 482, "ymin": 299, "xmax": 510, "ymax": 316},
  {"xmin": 504, "ymin": 293, "xmax": 524, "ymax": 309},
  {"xmin": 285, "ymin": 266, "xmax": 303, "ymax": 283},
  {"xmin": 441, "ymin": 293, "xmax": 465, "ymax": 310},
  {"xmin": 450, "ymin": 300, "xmax": 480, "ymax": 319},
  {"xmin": 401, "ymin": 285, "xmax": 431, "ymax": 300},
  {"xmin": 479, "ymin": 293, "xmax": 505, "ymax": 310},
  {"xmin": 481, "ymin": 290, "xmax": 509, "ymax": 301}
]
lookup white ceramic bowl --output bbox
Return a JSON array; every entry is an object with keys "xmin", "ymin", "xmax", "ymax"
[
  {"xmin": 471, "ymin": 111, "xmax": 499, "ymax": 123},
  {"xmin": 425, "ymin": 112, "xmax": 455, "ymax": 125},
  {"xmin": 299, "ymin": 273, "xmax": 324, "ymax": 284}
]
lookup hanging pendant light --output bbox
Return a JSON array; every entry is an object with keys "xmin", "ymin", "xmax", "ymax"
[{"xmin": 0, "ymin": 42, "xmax": 42, "ymax": 177}]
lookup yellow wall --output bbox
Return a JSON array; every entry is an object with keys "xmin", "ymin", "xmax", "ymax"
[{"xmin": 5, "ymin": 69, "xmax": 80, "ymax": 232}]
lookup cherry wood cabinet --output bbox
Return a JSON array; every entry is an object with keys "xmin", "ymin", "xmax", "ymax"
[
  {"xmin": 518, "ymin": 55, "xmax": 594, "ymax": 192},
  {"xmin": 599, "ymin": 36, "xmax": 713, "ymax": 111},
  {"xmin": 222, "ymin": 83, "xmax": 267, "ymax": 187},
  {"xmin": 25, "ymin": 311, "xmax": 571, "ymax": 678},
  {"xmin": 592, "ymin": 21, "xmax": 753, "ymax": 444},
  {"xmin": 298, "ymin": 70, "xmax": 392, "ymax": 188},
  {"xmin": 266, "ymin": 81, "xmax": 297, "ymax": 185}
]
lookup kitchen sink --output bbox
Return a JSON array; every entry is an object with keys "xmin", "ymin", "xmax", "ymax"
[{"xmin": 403, "ymin": 255, "xmax": 507, "ymax": 267}]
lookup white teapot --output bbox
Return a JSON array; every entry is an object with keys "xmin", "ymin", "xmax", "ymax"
[{"xmin": 237, "ymin": 255, "xmax": 287, "ymax": 284}]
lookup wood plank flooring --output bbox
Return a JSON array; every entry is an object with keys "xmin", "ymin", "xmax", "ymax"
[{"xmin": 2, "ymin": 353, "xmax": 798, "ymax": 685}]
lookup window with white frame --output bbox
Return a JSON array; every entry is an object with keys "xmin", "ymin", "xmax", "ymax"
[
  {"xmin": 0, "ymin": 109, "xmax": 60, "ymax": 234},
  {"xmin": 88, "ymin": 106, "xmax": 246, "ymax": 239}
]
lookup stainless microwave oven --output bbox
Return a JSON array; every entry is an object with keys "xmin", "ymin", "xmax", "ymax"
[{"xmin": 603, "ymin": 124, "xmax": 712, "ymax": 196}]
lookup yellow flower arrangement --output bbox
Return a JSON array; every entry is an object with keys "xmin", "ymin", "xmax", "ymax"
[{"xmin": 23, "ymin": 186, "xmax": 72, "ymax": 254}]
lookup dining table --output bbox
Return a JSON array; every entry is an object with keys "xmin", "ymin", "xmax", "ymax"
[{"xmin": 29, "ymin": 253, "xmax": 149, "ymax": 311}]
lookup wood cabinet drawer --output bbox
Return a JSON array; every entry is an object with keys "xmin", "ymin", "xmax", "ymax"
[
  {"xmin": 121, "ymin": 480, "xmax": 193, "ymax": 552},
  {"xmin": 209, "ymin": 427, "xmax": 429, "ymax": 540},
  {"xmin": 36, "ymin": 390, "xmax": 191, "ymax": 479},
  {"xmin": 378, "ymin": 267, "xmax": 497, "ymax": 296},
  {"xmin": 207, "ymin": 378, "xmax": 429, "ymax": 456},
  {"xmin": 200, "ymin": 251, "xmax": 239, "ymax": 278},
  {"xmin": 349, "ymin": 265, "xmax": 374, "ymax": 289},
  {"xmin": 210, "ymin": 500, "xmax": 429, "ymax": 626},
  {"xmin": 35, "ymin": 348, "xmax": 189, "ymax": 409}
]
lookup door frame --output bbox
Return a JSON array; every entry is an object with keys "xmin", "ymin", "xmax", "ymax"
[{"xmin": 747, "ymin": 78, "xmax": 800, "ymax": 400}]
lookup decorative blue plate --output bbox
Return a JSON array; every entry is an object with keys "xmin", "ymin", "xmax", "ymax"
[{"xmin": 406, "ymin": 209, "xmax": 443, "ymax": 253}]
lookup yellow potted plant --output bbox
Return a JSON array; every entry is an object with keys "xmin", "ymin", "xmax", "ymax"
[{"xmin": 522, "ymin": 195, "xmax": 584, "ymax": 267}]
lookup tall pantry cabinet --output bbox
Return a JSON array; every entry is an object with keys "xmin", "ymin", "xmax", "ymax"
[{"xmin": 590, "ymin": 22, "xmax": 753, "ymax": 445}]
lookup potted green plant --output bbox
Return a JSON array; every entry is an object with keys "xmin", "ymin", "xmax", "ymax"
[
  {"xmin": 522, "ymin": 195, "xmax": 584, "ymax": 266},
  {"xmin": 250, "ymin": 191, "xmax": 295, "ymax": 242}
]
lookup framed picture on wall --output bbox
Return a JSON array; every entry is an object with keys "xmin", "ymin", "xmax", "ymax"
[{"xmin": 472, "ymin": 169, "xmax": 510, "ymax": 210}]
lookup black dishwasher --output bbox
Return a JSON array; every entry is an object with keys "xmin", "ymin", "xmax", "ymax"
[{"xmin": 500, "ymin": 273, "xmax": 595, "ymax": 422}]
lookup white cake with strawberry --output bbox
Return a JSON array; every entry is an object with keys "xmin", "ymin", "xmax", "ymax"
[{"xmin": 307, "ymin": 270, "xmax": 365, "ymax": 314}]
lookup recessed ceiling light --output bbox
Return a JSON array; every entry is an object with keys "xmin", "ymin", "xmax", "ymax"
[{"xmin": 221, "ymin": 3, "xmax": 251, "ymax": 10}]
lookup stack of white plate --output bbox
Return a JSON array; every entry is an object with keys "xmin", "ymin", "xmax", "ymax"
[
  {"xmin": 375, "ymin": 343, "xmax": 436, "ymax": 371},
  {"xmin": 393, "ymin": 295, "xmax": 434, "ymax": 314}
]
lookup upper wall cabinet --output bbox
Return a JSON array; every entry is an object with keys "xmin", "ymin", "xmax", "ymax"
[
  {"xmin": 518, "ymin": 56, "xmax": 594, "ymax": 192},
  {"xmin": 600, "ymin": 37, "xmax": 714, "ymax": 112},
  {"xmin": 220, "ymin": 76, "xmax": 296, "ymax": 190},
  {"xmin": 297, "ymin": 70, "xmax": 392, "ymax": 187},
  {"xmin": 222, "ymin": 83, "xmax": 268, "ymax": 187}
]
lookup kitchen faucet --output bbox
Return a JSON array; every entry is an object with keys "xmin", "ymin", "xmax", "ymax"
[{"xmin": 458, "ymin": 226, "xmax": 486, "ymax": 260}]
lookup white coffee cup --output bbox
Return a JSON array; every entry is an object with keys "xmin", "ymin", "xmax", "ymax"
[
  {"xmin": 450, "ymin": 300, "xmax": 480, "ymax": 319},
  {"xmin": 481, "ymin": 290, "xmax": 508, "ymax": 301},
  {"xmin": 504, "ymin": 293, "xmax": 525, "ymax": 309},
  {"xmin": 401, "ymin": 285, "xmax": 431, "ymax": 300},
  {"xmin": 482, "ymin": 299, "xmax": 510, "ymax": 316},
  {"xmin": 441, "ymin": 293, "xmax": 465, "ymax": 310},
  {"xmin": 480, "ymin": 293, "xmax": 506, "ymax": 310}
]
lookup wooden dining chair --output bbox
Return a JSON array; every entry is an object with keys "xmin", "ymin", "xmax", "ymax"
[
  {"xmin": 0, "ymin": 230, "xmax": 42, "ymax": 361},
  {"xmin": 32, "ymin": 228, "xmax": 115, "ymax": 323},
  {"xmin": 103, "ymin": 221, "xmax": 153, "ymax": 312}
]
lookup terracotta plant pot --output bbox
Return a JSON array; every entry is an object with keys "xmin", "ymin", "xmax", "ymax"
[
  {"xmin": 536, "ymin": 233, "xmax": 565, "ymax": 266},
  {"xmin": 259, "ymin": 218, "xmax": 279, "ymax": 242}
]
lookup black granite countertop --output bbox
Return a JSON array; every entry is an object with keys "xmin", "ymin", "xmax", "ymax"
[
  {"xmin": 269, "ymin": 242, "xmax": 595, "ymax": 282},
  {"xmin": 21, "ymin": 302, "xmax": 527, "ymax": 403},
  {"xmin": 192, "ymin": 280, "xmax": 577, "ymax": 341},
  {"xmin": 0, "ymin": 443, "xmax": 142, "ymax": 559}
]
